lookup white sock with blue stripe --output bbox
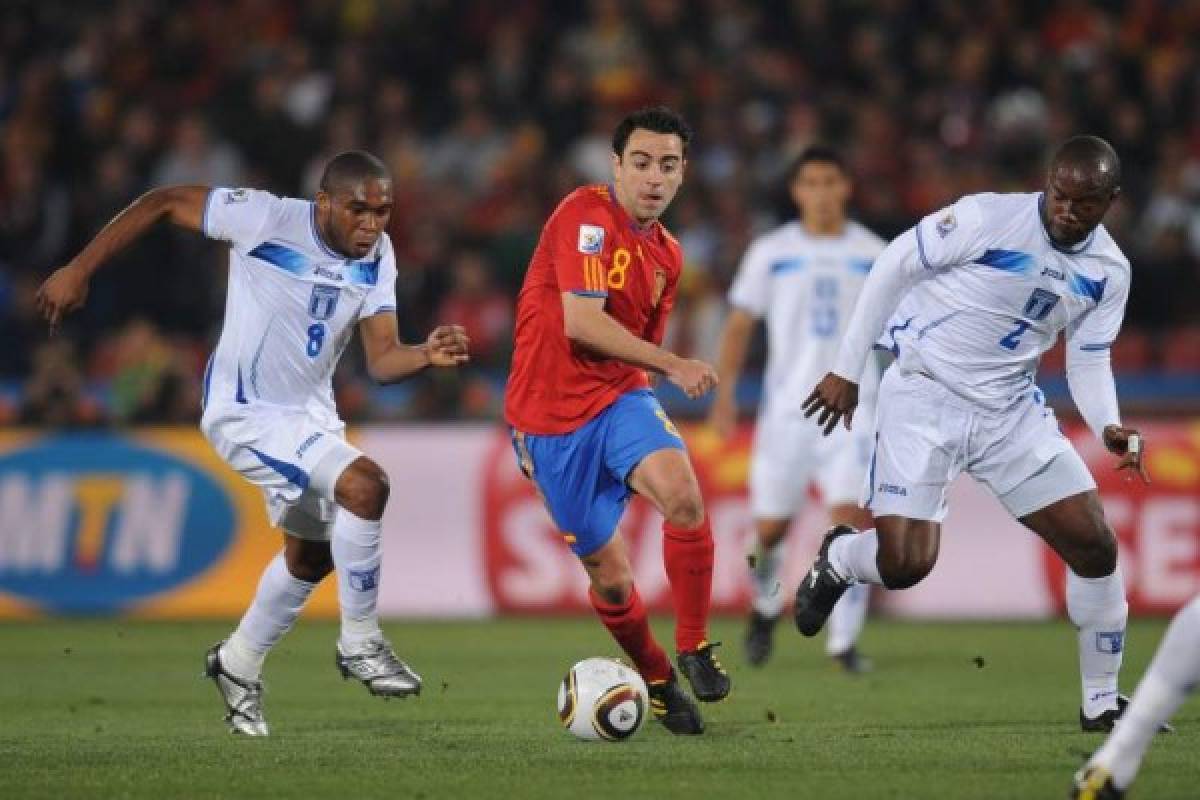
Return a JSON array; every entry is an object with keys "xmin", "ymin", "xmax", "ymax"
[
  {"xmin": 1068, "ymin": 565, "xmax": 1128, "ymax": 718},
  {"xmin": 333, "ymin": 508, "xmax": 384, "ymax": 651}
]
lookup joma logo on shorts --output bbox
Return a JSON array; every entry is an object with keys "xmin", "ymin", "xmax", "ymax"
[
  {"xmin": 296, "ymin": 432, "xmax": 323, "ymax": 458},
  {"xmin": 878, "ymin": 483, "xmax": 908, "ymax": 496}
]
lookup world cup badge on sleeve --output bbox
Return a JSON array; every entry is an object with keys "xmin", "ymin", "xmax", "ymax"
[
  {"xmin": 578, "ymin": 224, "xmax": 605, "ymax": 255},
  {"xmin": 936, "ymin": 210, "xmax": 957, "ymax": 238}
]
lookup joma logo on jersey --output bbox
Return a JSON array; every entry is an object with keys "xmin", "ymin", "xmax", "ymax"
[
  {"xmin": 0, "ymin": 436, "xmax": 235, "ymax": 612},
  {"xmin": 314, "ymin": 266, "xmax": 344, "ymax": 281},
  {"xmin": 308, "ymin": 284, "xmax": 341, "ymax": 320},
  {"xmin": 1041, "ymin": 266, "xmax": 1065, "ymax": 280},
  {"xmin": 877, "ymin": 483, "xmax": 908, "ymax": 496}
]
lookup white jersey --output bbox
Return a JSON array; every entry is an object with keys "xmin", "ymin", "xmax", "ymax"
[
  {"xmin": 728, "ymin": 220, "xmax": 886, "ymax": 413},
  {"xmin": 880, "ymin": 192, "xmax": 1130, "ymax": 412},
  {"xmin": 199, "ymin": 188, "xmax": 398, "ymax": 428}
]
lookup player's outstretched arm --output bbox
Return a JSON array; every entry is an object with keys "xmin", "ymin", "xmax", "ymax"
[
  {"xmin": 707, "ymin": 307, "xmax": 755, "ymax": 437},
  {"xmin": 561, "ymin": 292, "xmax": 716, "ymax": 399},
  {"xmin": 359, "ymin": 312, "xmax": 469, "ymax": 384},
  {"xmin": 36, "ymin": 186, "xmax": 210, "ymax": 329}
]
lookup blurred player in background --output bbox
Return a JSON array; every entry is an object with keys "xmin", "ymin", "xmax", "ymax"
[
  {"xmin": 505, "ymin": 107, "xmax": 727, "ymax": 735},
  {"xmin": 796, "ymin": 136, "xmax": 1168, "ymax": 732},
  {"xmin": 36, "ymin": 151, "xmax": 469, "ymax": 736},
  {"xmin": 708, "ymin": 147, "xmax": 884, "ymax": 672},
  {"xmin": 1072, "ymin": 594, "xmax": 1200, "ymax": 798}
]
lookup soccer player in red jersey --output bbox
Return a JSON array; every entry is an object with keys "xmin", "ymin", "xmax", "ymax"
[{"xmin": 505, "ymin": 107, "xmax": 727, "ymax": 735}]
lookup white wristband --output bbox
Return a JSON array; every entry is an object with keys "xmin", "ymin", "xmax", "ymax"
[{"xmin": 1127, "ymin": 434, "xmax": 1141, "ymax": 456}]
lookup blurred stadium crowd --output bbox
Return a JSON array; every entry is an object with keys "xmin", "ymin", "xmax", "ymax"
[{"xmin": 1, "ymin": 0, "xmax": 1198, "ymax": 426}]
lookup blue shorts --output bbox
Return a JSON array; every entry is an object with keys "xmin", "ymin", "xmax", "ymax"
[{"xmin": 511, "ymin": 389, "xmax": 685, "ymax": 557}]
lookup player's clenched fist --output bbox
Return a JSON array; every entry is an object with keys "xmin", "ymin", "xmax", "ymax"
[
  {"xmin": 667, "ymin": 357, "xmax": 718, "ymax": 399},
  {"xmin": 424, "ymin": 325, "xmax": 470, "ymax": 367},
  {"xmin": 802, "ymin": 372, "xmax": 859, "ymax": 436},
  {"xmin": 1103, "ymin": 424, "xmax": 1150, "ymax": 484},
  {"xmin": 36, "ymin": 264, "xmax": 90, "ymax": 331}
]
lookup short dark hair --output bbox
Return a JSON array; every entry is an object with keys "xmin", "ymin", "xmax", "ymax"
[
  {"xmin": 611, "ymin": 106, "xmax": 693, "ymax": 158},
  {"xmin": 787, "ymin": 145, "xmax": 848, "ymax": 183},
  {"xmin": 319, "ymin": 150, "xmax": 390, "ymax": 194},
  {"xmin": 1050, "ymin": 135, "xmax": 1121, "ymax": 193}
]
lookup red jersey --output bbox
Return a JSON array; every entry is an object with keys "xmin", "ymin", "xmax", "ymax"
[{"xmin": 505, "ymin": 184, "xmax": 683, "ymax": 434}]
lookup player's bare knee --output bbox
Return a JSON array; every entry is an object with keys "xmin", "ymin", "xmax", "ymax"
[
  {"xmin": 338, "ymin": 460, "xmax": 390, "ymax": 520},
  {"xmin": 662, "ymin": 487, "xmax": 705, "ymax": 530},
  {"xmin": 585, "ymin": 558, "xmax": 633, "ymax": 605},
  {"xmin": 878, "ymin": 552, "xmax": 935, "ymax": 590}
]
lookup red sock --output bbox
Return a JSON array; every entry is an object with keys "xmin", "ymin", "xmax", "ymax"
[
  {"xmin": 589, "ymin": 587, "xmax": 672, "ymax": 683},
  {"xmin": 663, "ymin": 518, "xmax": 714, "ymax": 652}
]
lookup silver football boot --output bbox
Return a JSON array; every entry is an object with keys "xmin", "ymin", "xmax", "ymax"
[
  {"xmin": 204, "ymin": 641, "xmax": 268, "ymax": 736},
  {"xmin": 335, "ymin": 638, "xmax": 423, "ymax": 697}
]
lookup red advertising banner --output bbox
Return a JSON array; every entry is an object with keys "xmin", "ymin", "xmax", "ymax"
[
  {"xmin": 479, "ymin": 420, "xmax": 1200, "ymax": 617},
  {"xmin": 1041, "ymin": 421, "xmax": 1200, "ymax": 615}
]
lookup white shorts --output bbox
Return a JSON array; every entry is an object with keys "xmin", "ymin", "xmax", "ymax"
[
  {"xmin": 201, "ymin": 405, "xmax": 362, "ymax": 540},
  {"xmin": 864, "ymin": 367, "xmax": 1099, "ymax": 522},
  {"xmin": 865, "ymin": 368, "xmax": 1096, "ymax": 522},
  {"xmin": 749, "ymin": 406, "xmax": 874, "ymax": 519}
]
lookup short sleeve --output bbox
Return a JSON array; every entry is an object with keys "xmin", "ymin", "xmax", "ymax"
[
  {"xmin": 203, "ymin": 188, "xmax": 279, "ymax": 250},
  {"xmin": 550, "ymin": 202, "xmax": 613, "ymax": 297},
  {"xmin": 912, "ymin": 195, "xmax": 987, "ymax": 271},
  {"xmin": 1065, "ymin": 263, "xmax": 1129, "ymax": 356},
  {"xmin": 727, "ymin": 238, "xmax": 771, "ymax": 318},
  {"xmin": 359, "ymin": 239, "xmax": 398, "ymax": 320}
]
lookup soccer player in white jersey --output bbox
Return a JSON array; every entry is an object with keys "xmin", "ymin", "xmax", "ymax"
[
  {"xmin": 35, "ymin": 151, "xmax": 470, "ymax": 736},
  {"xmin": 794, "ymin": 136, "xmax": 1166, "ymax": 732},
  {"xmin": 1070, "ymin": 595, "xmax": 1200, "ymax": 798},
  {"xmin": 708, "ymin": 147, "xmax": 885, "ymax": 672}
]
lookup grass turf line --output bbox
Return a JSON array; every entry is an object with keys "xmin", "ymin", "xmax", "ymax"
[{"xmin": 1, "ymin": 618, "xmax": 1196, "ymax": 799}]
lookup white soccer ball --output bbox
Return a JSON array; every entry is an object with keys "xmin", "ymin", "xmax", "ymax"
[{"xmin": 556, "ymin": 657, "xmax": 649, "ymax": 742}]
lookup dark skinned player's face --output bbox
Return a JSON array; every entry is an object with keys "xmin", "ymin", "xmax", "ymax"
[
  {"xmin": 316, "ymin": 178, "xmax": 394, "ymax": 259},
  {"xmin": 1042, "ymin": 163, "xmax": 1118, "ymax": 248}
]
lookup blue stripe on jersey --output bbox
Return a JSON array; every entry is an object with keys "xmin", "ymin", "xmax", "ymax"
[
  {"xmin": 201, "ymin": 354, "xmax": 214, "ymax": 410},
  {"xmin": 915, "ymin": 225, "xmax": 933, "ymax": 270},
  {"xmin": 347, "ymin": 257, "xmax": 382, "ymax": 286},
  {"xmin": 248, "ymin": 241, "xmax": 308, "ymax": 274},
  {"xmin": 1079, "ymin": 342, "xmax": 1113, "ymax": 351},
  {"xmin": 976, "ymin": 249, "xmax": 1034, "ymax": 273},
  {"xmin": 882, "ymin": 316, "xmax": 916, "ymax": 355},
  {"xmin": 1069, "ymin": 272, "xmax": 1107, "ymax": 303},
  {"xmin": 235, "ymin": 364, "xmax": 248, "ymax": 404},
  {"xmin": 769, "ymin": 257, "xmax": 806, "ymax": 275},
  {"xmin": 247, "ymin": 447, "xmax": 310, "ymax": 490},
  {"xmin": 849, "ymin": 258, "xmax": 873, "ymax": 274}
]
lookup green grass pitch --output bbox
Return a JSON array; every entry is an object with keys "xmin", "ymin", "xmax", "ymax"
[{"xmin": 2, "ymin": 617, "xmax": 1196, "ymax": 799}]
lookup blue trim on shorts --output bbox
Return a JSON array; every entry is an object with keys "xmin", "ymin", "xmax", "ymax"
[
  {"xmin": 865, "ymin": 432, "xmax": 879, "ymax": 508},
  {"xmin": 248, "ymin": 446, "xmax": 310, "ymax": 490},
  {"xmin": 513, "ymin": 389, "xmax": 684, "ymax": 557}
]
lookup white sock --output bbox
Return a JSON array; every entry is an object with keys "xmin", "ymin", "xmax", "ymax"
[
  {"xmin": 826, "ymin": 582, "xmax": 870, "ymax": 656},
  {"xmin": 333, "ymin": 507, "xmax": 384, "ymax": 651},
  {"xmin": 1090, "ymin": 595, "xmax": 1200, "ymax": 789},
  {"xmin": 221, "ymin": 552, "xmax": 318, "ymax": 681},
  {"xmin": 750, "ymin": 539, "xmax": 786, "ymax": 617},
  {"xmin": 1067, "ymin": 565, "xmax": 1129, "ymax": 718},
  {"xmin": 827, "ymin": 528, "xmax": 882, "ymax": 585}
]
